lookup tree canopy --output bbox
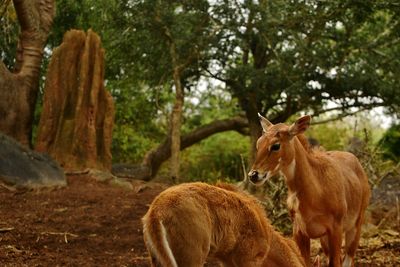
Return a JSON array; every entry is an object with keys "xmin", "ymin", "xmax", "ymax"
[
  {"xmin": 101, "ymin": 0, "xmax": 400, "ymax": 166},
  {"xmin": 102, "ymin": 0, "xmax": 400, "ymax": 113}
]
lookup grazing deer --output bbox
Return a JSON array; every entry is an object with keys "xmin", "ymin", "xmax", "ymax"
[
  {"xmin": 248, "ymin": 114, "xmax": 371, "ymax": 267},
  {"xmin": 142, "ymin": 182, "xmax": 306, "ymax": 267}
]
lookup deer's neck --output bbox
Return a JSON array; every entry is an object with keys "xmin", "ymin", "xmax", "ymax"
[
  {"xmin": 266, "ymin": 231, "xmax": 305, "ymax": 267},
  {"xmin": 281, "ymin": 138, "xmax": 317, "ymax": 196}
]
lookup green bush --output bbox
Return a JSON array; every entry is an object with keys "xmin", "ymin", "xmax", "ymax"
[
  {"xmin": 306, "ymin": 120, "xmax": 352, "ymax": 150},
  {"xmin": 379, "ymin": 124, "xmax": 400, "ymax": 161},
  {"xmin": 180, "ymin": 131, "xmax": 250, "ymax": 183},
  {"xmin": 112, "ymin": 125, "xmax": 157, "ymax": 163}
]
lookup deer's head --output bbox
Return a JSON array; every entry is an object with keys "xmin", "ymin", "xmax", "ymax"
[{"xmin": 248, "ymin": 114, "xmax": 311, "ymax": 185}]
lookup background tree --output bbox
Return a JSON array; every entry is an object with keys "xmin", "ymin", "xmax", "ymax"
[
  {"xmin": 0, "ymin": 0, "xmax": 55, "ymax": 147},
  {"xmin": 152, "ymin": 0, "xmax": 212, "ymax": 182},
  {"xmin": 104, "ymin": 0, "xmax": 248, "ymax": 180}
]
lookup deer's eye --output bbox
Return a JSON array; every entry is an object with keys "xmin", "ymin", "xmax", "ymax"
[{"xmin": 270, "ymin": 143, "xmax": 280, "ymax": 151}]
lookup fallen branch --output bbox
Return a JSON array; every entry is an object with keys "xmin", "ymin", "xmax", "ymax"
[{"xmin": 65, "ymin": 169, "xmax": 90, "ymax": 176}]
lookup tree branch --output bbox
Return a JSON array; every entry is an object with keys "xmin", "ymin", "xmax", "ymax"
[
  {"xmin": 142, "ymin": 116, "xmax": 248, "ymax": 179},
  {"xmin": 311, "ymin": 106, "xmax": 377, "ymax": 125},
  {"xmin": 13, "ymin": 0, "xmax": 55, "ymax": 74},
  {"xmin": 310, "ymin": 102, "xmax": 385, "ymax": 119}
]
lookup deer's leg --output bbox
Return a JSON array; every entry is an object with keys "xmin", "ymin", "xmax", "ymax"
[
  {"xmin": 316, "ymin": 235, "xmax": 329, "ymax": 266},
  {"xmin": 343, "ymin": 218, "xmax": 363, "ymax": 267},
  {"xmin": 320, "ymin": 235, "xmax": 329, "ymax": 256},
  {"xmin": 327, "ymin": 223, "xmax": 343, "ymax": 267},
  {"xmin": 293, "ymin": 224, "xmax": 311, "ymax": 267},
  {"xmin": 149, "ymin": 254, "xmax": 163, "ymax": 267}
]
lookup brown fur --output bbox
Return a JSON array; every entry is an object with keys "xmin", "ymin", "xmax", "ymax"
[
  {"xmin": 250, "ymin": 115, "xmax": 371, "ymax": 267},
  {"xmin": 265, "ymin": 230, "xmax": 306, "ymax": 267},
  {"xmin": 216, "ymin": 182, "xmax": 306, "ymax": 267},
  {"xmin": 142, "ymin": 182, "xmax": 306, "ymax": 267}
]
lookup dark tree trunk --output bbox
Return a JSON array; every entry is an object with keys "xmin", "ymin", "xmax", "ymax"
[
  {"xmin": 242, "ymin": 92, "xmax": 263, "ymax": 165},
  {"xmin": 35, "ymin": 29, "xmax": 114, "ymax": 172},
  {"xmin": 0, "ymin": 0, "xmax": 55, "ymax": 147}
]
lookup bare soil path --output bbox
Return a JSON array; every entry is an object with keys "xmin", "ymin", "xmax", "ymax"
[{"xmin": 0, "ymin": 175, "xmax": 398, "ymax": 266}]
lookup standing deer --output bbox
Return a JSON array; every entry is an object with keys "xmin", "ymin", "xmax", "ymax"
[
  {"xmin": 142, "ymin": 182, "xmax": 306, "ymax": 267},
  {"xmin": 248, "ymin": 114, "xmax": 371, "ymax": 267}
]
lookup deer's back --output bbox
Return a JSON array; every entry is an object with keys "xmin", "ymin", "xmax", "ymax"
[{"xmin": 144, "ymin": 182, "xmax": 272, "ymax": 259}]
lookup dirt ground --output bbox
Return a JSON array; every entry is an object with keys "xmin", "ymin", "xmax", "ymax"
[{"xmin": 0, "ymin": 174, "xmax": 399, "ymax": 266}]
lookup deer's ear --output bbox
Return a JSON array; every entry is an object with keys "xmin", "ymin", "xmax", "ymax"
[
  {"xmin": 258, "ymin": 113, "xmax": 273, "ymax": 132},
  {"xmin": 288, "ymin": 115, "xmax": 311, "ymax": 136}
]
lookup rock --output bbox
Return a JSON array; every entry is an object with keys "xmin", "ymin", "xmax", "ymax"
[
  {"xmin": 88, "ymin": 169, "xmax": 115, "ymax": 182},
  {"xmin": 0, "ymin": 133, "xmax": 66, "ymax": 188},
  {"xmin": 111, "ymin": 163, "xmax": 151, "ymax": 180},
  {"xmin": 109, "ymin": 178, "xmax": 133, "ymax": 191},
  {"xmin": 85, "ymin": 168, "xmax": 133, "ymax": 190},
  {"xmin": 371, "ymin": 174, "xmax": 400, "ymax": 207}
]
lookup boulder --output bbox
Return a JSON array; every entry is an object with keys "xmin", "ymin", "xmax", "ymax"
[{"xmin": 0, "ymin": 133, "xmax": 66, "ymax": 188}]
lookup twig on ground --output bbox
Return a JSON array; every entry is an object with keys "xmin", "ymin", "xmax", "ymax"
[
  {"xmin": 0, "ymin": 227, "xmax": 14, "ymax": 232},
  {"xmin": 396, "ymin": 196, "xmax": 399, "ymax": 227},
  {"xmin": 0, "ymin": 183, "xmax": 16, "ymax": 192},
  {"xmin": 39, "ymin": 231, "xmax": 79, "ymax": 243}
]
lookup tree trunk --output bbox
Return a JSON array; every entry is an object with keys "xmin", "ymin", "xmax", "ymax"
[
  {"xmin": 169, "ymin": 67, "xmax": 184, "ymax": 183},
  {"xmin": 154, "ymin": 7, "xmax": 193, "ymax": 183},
  {"xmin": 35, "ymin": 29, "xmax": 114, "ymax": 172},
  {"xmin": 232, "ymin": 83, "xmax": 262, "ymax": 166},
  {"xmin": 0, "ymin": 0, "xmax": 55, "ymax": 147},
  {"xmin": 247, "ymin": 115, "xmax": 262, "ymax": 164}
]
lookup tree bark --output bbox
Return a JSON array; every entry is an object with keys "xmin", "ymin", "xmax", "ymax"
[
  {"xmin": 169, "ymin": 66, "xmax": 184, "ymax": 183},
  {"xmin": 141, "ymin": 116, "xmax": 248, "ymax": 180},
  {"xmin": 35, "ymin": 29, "xmax": 114, "ymax": 172},
  {"xmin": 0, "ymin": 0, "xmax": 55, "ymax": 147},
  {"xmin": 156, "ymin": 11, "xmax": 187, "ymax": 183},
  {"xmin": 242, "ymin": 92, "xmax": 263, "ymax": 165}
]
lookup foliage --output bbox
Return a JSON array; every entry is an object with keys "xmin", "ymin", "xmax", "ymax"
[
  {"xmin": 0, "ymin": 1, "xmax": 18, "ymax": 69},
  {"xmin": 201, "ymin": 0, "xmax": 400, "ymax": 119},
  {"xmin": 306, "ymin": 120, "xmax": 353, "ymax": 150},
  {"xmin": 378, "ymin": 124, "xmax": 400, "ymax": 161},
  {"xmin": 110, "ymin": 80, "xmax": 169, "ymax": 163},
  {"xmin": 180, "ymin": 131, "xmax": 249, "ymax": 182},
  {"xmin": 261, "ymin": 178, "xmax": 292, "ymax": 235},
  {"xmin": 112, "ymin": 125, "xmax": 156, "ymax": 163},
  {"xmin": 48, "ymin": 0, "xmax": 118, "ymax": 47}
]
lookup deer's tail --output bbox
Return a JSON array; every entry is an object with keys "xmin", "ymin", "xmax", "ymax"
[{"xmin": 142, "ymin": 214, "xmax": 178, "ymax": 267}]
